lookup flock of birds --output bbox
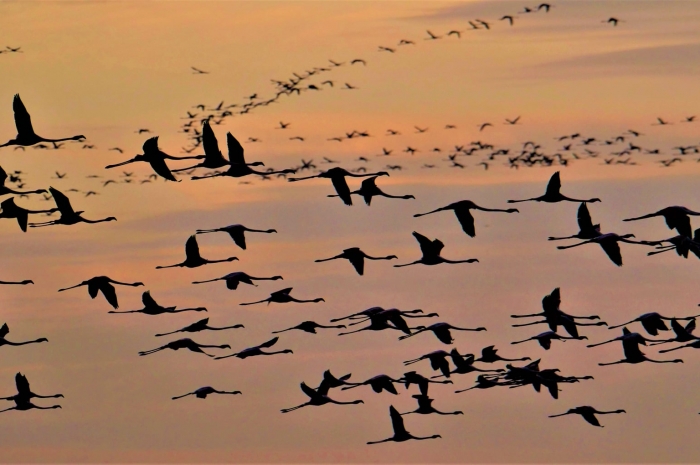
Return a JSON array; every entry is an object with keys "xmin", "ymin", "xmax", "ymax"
[{"xmin": 2, "ymin": 2, "xmax": 699, "ymax": 450}]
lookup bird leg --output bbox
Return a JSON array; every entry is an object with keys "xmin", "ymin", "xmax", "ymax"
[
  {"xmin": 171, "ymin": 392, "xmax": 195, "ymax": 400},
  {"xmin": 239, "ymin": 298, "xmax": 271, "ymax": 306}
]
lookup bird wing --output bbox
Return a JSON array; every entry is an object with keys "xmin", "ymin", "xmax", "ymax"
[
  {"xmin": 148, "ymin": 158, "xmax": 177, "ymax": 182},
  {"xmin": 202, "ymin": 121, "xmax": 223, "ymax": 162},
  {"xmin": 331, "ymin": 176, "xmax": 352, "ymax": 206},
  {"xmin": 348, "ymin": 254, "xmax": 365, "ymax": 275},
  {"xmin": 142, "ymin": 290, "xmax": 157, "ymax": 307},
  {"xmin": 435, "ymin": 327, "xmax": 453, "ymax": 344},
  {"xmin": 686, "ymin": 319, "xmax": 696, "ymax": 333},
  {"xmin": 100, "ymin": 282, "xmax": 119, "ymax": 309},
  {"xmin": 13, "ymin": 94, "xmax": 36, "ymax": 136},
  {"xmin": 545, "ymin": 171, "xmax": 562, "ymax": 196},
  {"xmin": 453, "ymin": 208, "xmax": 476, "ymax": 237},
  {"xmin": 389, "ymin": 405, "xmax": 408, "ymax": 435},
  {"xmin": 226, "ymin": 132, "xmax": 245, "ymax": 164},
  {"xmin": 0, "ymin": 323, "xmax": 8, "ymax": 338},
  {"xmin": 225, "ymin": 278, "xmax": 240, "ymax": 290},
  {"xmin": 0, "ymin": 166, "xmax": 7, "ymax": 186},
  {"xmin": 300, "ymin": 382, "xmax": 317, "ymax": 399},
  {"xmin": 667, "ymin": 214, "xmax": 692, "ymax": 238},
  {"xmin": 581, "ymin": 411, "xmax": 601, "ymax": 427},
  {"xmin": 412, "ymin": 231, "xmax": 438, "ymax": 256},
  {"xmin": 258, "ymin": 336, "xmax": 279, "ymax": 349},
  {"xmin": 482, "ymin": 345, "xmax": 496, "ymax": 357},
  {"xmin": 185, "ymin": 235, "xmax": 201, "ymax": 260},
  {"xmin": 599, "ymin": 239, "xmax": 623, "ymax": 266},
  {"xmin": 540, "ymin": 338, "xmax": 552, "ymax": 350},
  {"xmin": 228, "ymin": 230, "xmax": 247, "ymax": 249},
  {"xmin": 271, "ymin": 288, "xmax": 293, "ymax": 298},
  {"xmin": 49, "ymin": 187, "xmax": 76, "ymax": 215},
  {"xmin": 142, "ymin": 137, "xmax": 159, "ymax": 154},
  {"xmin": 15, "ymin": 373, "xmax": 29, "ymax": 395},
  {"xmin": 577, "ymin": 202, "xmax": 594, "ymax": 231}
]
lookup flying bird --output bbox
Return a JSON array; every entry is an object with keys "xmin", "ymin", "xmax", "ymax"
[
  {"xmin": 507, "ymin": 172, "xmax": 601, "ymax": 203},
  {"xmin": 192, "ymin": 272, "xmax": 283, "ymax": 290},
  {"xmin": 239, "ymin": 288, "xmax": 324, "ymax": 306},
  {"xmin": 195, "ymin": 224, "xmax": 277, "ymax": 249},
  {"xmin": 58, "ymin": 276, "xmax": 144, "ymax": 309},
  {"xmin": 549, "ymin": 406, "xmax": 626, "ymax": 427},
  {"xmin": 109, "ymin": 291, "xmax": 207, "ymax": 315},
  {"xmin": 172, "ymin": 386, "xmax": 241, "ymax": 400},
  {"xmin": 315, "ymin": 247, "xmax": 397, "ymax": 275},
  {"xmin": 394, "ymin": 232, "xmax": 478, "ymax": 267},
  {"xmin": 156, "ymin": 235, "xmax": 238, "ymax": 269},
  {"xmin": 367, "ymin": 406, "xmax": 441, "ymax": 444},
  {"xmin": 214, "ymin": 336, "xmax": 293, "ymax": 360},
  {"xmin": 414, "ymin": 200, "xmax": 518, "ymax": 237},
  {"xmin": 29, "ymin": 187, "xmax": 116, "ymax": 228},
  {"xmin": 139, "ymin": 338, "xmax": 230, "ymax": 357}
]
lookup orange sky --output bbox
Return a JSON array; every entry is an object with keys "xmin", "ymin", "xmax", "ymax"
[{"xmin": 2, "ymin": 0, "xmax": 700, "ymax": 463}]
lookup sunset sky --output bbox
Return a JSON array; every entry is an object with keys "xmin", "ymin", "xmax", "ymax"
[{"xmin": 2, "ymin": 0, "xmax": 700, "ymax": 462}]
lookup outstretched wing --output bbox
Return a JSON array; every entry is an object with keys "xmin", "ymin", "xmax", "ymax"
[
  {"xmin": 412, "ymin": 231, "xmax": 443, "ymax": 256},
  {"xmin": 202, "ymin": 121, "xmax": 223, "ymax": 162},
  {"xmin": 142, "ymin": 137, "xmax": 159, "ymax": 154},
  {"xmin": 15, "ymin": 372, "xmax": 30, "ymax": 395},
  {"xmin": 544, "ymin": 171, "xmax": 561, "ymax": 196},
  {"xmin": 347, "ymin": 254, "xmax": 365, "ymax": 275},
  {"xmin": 300, "ymin": 382, "xmax": 317, "ymax": 399},
  {"xmin": 581, "ymin": 411, "xmax": 601, "ymax": 427},
  {"xmin": 142, "ymin": 290, "xmax": 158, "ymax": 307},
  {"xmin": 225, "ymin": 278, "xmax": 240, "ymax": 290},
  {"xmin": 185, "ymin": 235, "xmax": 201, "ymax": 260},
  {"xmin": 599, "ymin": 239, "xmax": 623, "ymax": 266},
  {"xmin": 454, "ymin": 208, "xmax": 476, "ymax": 237},
  {"xmin": 13, "ymin": 94, "xmax": 36, "ymax": 136},
  {"xmin": 48, "ymin": 187, "xmax": 76, "ymax": 215},
  {"xmin": 331, "ymin": 176, "xmax": 352, "ymax": 206},
  {"xmin": 577, "ymin": 202, "xmax": 594, "ymax": 231},
  {"xmin": 0, "ymin": 166, "xmax": 7, "ymax": 186},
  {"xmin": 228, "ymin": 229, "xmax": 247, "ymax": 250},
  {"xmin": 100, "ymin": 282, "xmax": 119, "ymax": 309},
  {"xmin": 686, "ymin": 319, "xmax": 696, "ymax": 333},
  {"xmin": 0, "ymin": 323, "xmax": 8, "ymax": 338},
  {"xmin": 258, "ymin": 336, "xmax": 279, "ymax": 349},
  {"xmin": 226, "ymin": 132, "xmax": 245, "ymax": 165},
  {"xmin": 389, "ymin": 405, "xmax": 408, "ymax": 435},
  {"xmin": 270, "ymin": 288, "xmax": 293, "ymax": 298}
]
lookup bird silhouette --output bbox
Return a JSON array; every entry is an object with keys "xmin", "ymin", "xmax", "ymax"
[
  {"xmin": 341, "ymin": 374, "xmax": 402, "ymax": 395},
  {"xmin": 508, "ymin": 172, "xmax": 601, "ymax": 203},
  {"xmin": 556, "ymin": 233, "xmax": 650, "ymax": 266},
  {"xmin": 398, "ymin": 371, "xmax": 452, "ymax": 396},
  {"xmin": 549, "ymin": 406, "xmax": 626, "ymax": 427},
  {"xmin": 281, "ymin": 382, "xmax": 363, "ymax": 413},
  {"xmin": 400, "ymin": 394, "xmax": 463, "ymax": 416},
  {"xmin": 608, "ymin": 312, "xmax": 700, "ymax": 336},
  {"xmin": 596, "ymin": 330, "xmax": 683, "ymax": 366},
  {"xmin": 172, "ymin": 386, "xmax": 241, "ymax": 400},
  {"xmin": 475, "ymin": 346, "xmax": 531, "ymax": 363},
  {"xmin": 394, "ymin": 232, "xmax": 478, "ymax": 267},
  {"xmin": 315, "ymin": 247, "xmax": 397, "ymax": 275},
  {"xmin": 548, "ymin": 202, "xmax": 602, "ymax": 241},
  {"xmin": 195, "ymin": 224, "xmax": 277, "ymax": 249},
  {"xmin": 105, "ymin": 137, "xmax": 203, "ymax": 181},
  {"xmin": 0, "ymin": 398, "xmax": 61, "ymax": 414},
  {"xmin": 0, "ymin": 279, "xmax": 33, "ymax": 285},
  {"xmin": 0, "ymin": 373, "xmax": 63, "ymax": 403},
  {"xmin": 0, "ymin": 95, "xmax": 85, "ymax": 149},
  {"xmin": 215, "ymin": 336, "xmax": 293, "ymax": 360},
  {"xmin": 156, "ymin": 235, "xmax": 238, "ymax": 269},
  {"xmin": 239, "ymin": 288, "xmax": 324, "ymax": 306},
  {"xmin": 289, "ymin": 167, "xmax": 389, "ymax": 206},
  {"xmin": 512, "ymin": 331, "xmax": 586, "ymax": 350},
  {"xmin": 0, "ymin": 323, "xmax": 48, "ymax": 348},
  {"xmin": 399, "ymin": 322, "xmax": 486, "ymax": 344},
  {"xmin": 155, "ymin": 318, "xmax": 244, "ymax": 337},
  {"xmin": 414, "ymin": 200, "xmax": 518, "ymax": 237},
  {"xmin": 139, "ymin": 338, "xmax": 230, "ymax": 357},
  {"xmin": 327, "ymin": 176, "xmax": 414, "ymax": 205},
  {"xmin": 172, "ymin": 122, "xmax": 231, "ymax": 172},
  {"xmin": 454, "ymin": 374, "xmax": 507, "ymax": 393},
  {"xmin": 58, "ymin": 276, "xmax": 144, "ymax": 309},
  {"xmin": 29, "ymin": 187, "xmax": 116, "ymax": 228},
  {"xmin": 271, "ymin": 320, "xmax": 345, "ymax": 334},
  {"xmin": 431, "ymin": 349, "xmax": 504, "ymax": 378},
  {"xmin": 623, "ymin": 206, "xmax": 700, "ymax": 238},
  {"xmin": 0, "ymin": 197, "xmax": 57, "ymax": 232},
  {"xmin": 109, "ymin": 291, "xmax": 207, "ymax": 315},
  {"xmin": 192, "ymin": 272, "xmax": 283, "ymax": 290},
  {"xmin": 367, "ymin": 405, "xmax": 441, "ymax": 444}
]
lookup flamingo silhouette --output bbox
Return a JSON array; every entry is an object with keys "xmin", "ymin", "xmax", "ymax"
[
  {"xmin": 156, "ymin": 235, "xmax": 238, "ymax": 269},
  {"xmin": 341, "ymin": 374, "xmax": 402, "ymax": 394},
  {"xmin": 0, "ymin": 373, "xmax": 63, "ymax": 402},
  {"xmin": 549, "ymin": 406, "xmax": 626, "ymax": 427},
  {"xmin": 548, "ymin": 202, "xmax": 602, "ymax": 241},
  {"xmin": 172, "ymin": 121, "xmax": 231, "ymax": 172},
  {"xmin": 288, "ymin": 167, "xmax": 389, "ymax": 206},
  {"xmin": 555, "ymin": 233, "xmax": 650, "ymax": 266},
  {"xmin": 139, "ymin": 338, "xmax": 230, "ymax": 357},
  {"xmin": 367, "ymin": 406, "xmax": 441, "ymax": 444},
  {"xmin": 394, "ymin": 232, "xmax": 478, "ymax": 267},
  {"xmin": 597, "ymin": 332, "xmax": 683, "ymax": 366},
  {"xmin": 315, "ymin": 247, "xmax": 397, "ymax": 275},
  {"xmin": 414, "ymin": 200, "xmax": 518, "ymax": 237},
  {"xmin": 0, "ymin": 197, "xmax": 57, "ymax": 232},
  {"xmin": 454, "ymin": 374, "xmax": 507, "ymax": 393},
  {"xmin": 195, "ymin": 224, "xmax": 277, "ymax": 249},
  {"xmin": 0, "ymin": 94, "xmax": 85, "ymax": 149},
  {"xmin": 239, "ymin": 288, "xmax": 324, "ymax": 306},
  {"xmin": 400, "ymin": 395, "xmax": 463, "ymax": 416},
  {"xmin": 192, "ymin": 272, "xmax": 283, "ymax": 290},
  {"xmin": 432, "ymin": 349, "xmax": 504, "ymax": 378},
  {"xmin": 272, "ymin": 320, "xmax": 345, "ymax": 334},
  {"xmin": 327, "ymin": 176, "xmax": 414, "ymax": 205},
  {"xmin": 191, "ymin": 133, "xmax": 295, "ymax": 179},
  {"xmin": 404, "ymin": 350, "xmax": 454, "ymax": 378},
  {"xmin": 475, "ymin": 346, "xmax": 531, "ymax": 363},
  {"xmin": 508, "ymin": 172, "xmax": 601, "ymax": 203},
  {"xmin": 607, "ymin": 312, "xmax": 700, "ymax": 336},
  {"xmin": 109, "ymin": 291, "xmax": 207, "ymax": 315},
  {"xmin": 623, "ymin": 206, "xmax": 700, "ymax": 238},
  {"xmin": 399, "ymin": 322, "xmax": 486, "ymax": 344},
  {"xmin": 398, "ymin": 371, "xmax": 452, "ymax": 396},
  {"xmin": 58, "ymin": 276, "xmax": 144, "ymax": 309},
  {"xmin": 155, "ymin": 318, "xmax": 244, "ymax": 337},
  {"xmin": 0, "ymin": 323, "xmax": 48, "ymax": 348},
  {"xmin": 281, "ymin": 382, "xmax": 363, "ymax": 413},
  {"xmin": 214, "ymin": 336, "xmax": 293, "ymax": 360},
  {"xmin": 512, "ymin": 331, "xmax": 586, "ymax": 350},
  {"xmin": 29, "ymin": 187, "xmax": 116, "ymax": 228},
  {"xmin": 105, "ymin": 137, "xmax": 204, "ymax": 181},
  {"xmin": 0, "ymin": 398, "xmax": 61, "ymax": 413},
  {"xmin": 172, "ymin": 386, "xmax": 241, "ymax": 400}
]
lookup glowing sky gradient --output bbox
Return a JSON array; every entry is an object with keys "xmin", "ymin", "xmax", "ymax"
[{"xmin": 2, "ymin": 0, "xmax": 700, "ymax": 462}]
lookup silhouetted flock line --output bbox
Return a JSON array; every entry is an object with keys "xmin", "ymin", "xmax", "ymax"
[{"xmin": 2, "ymin": 2, "xmax": 699, "ymax": 442}]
